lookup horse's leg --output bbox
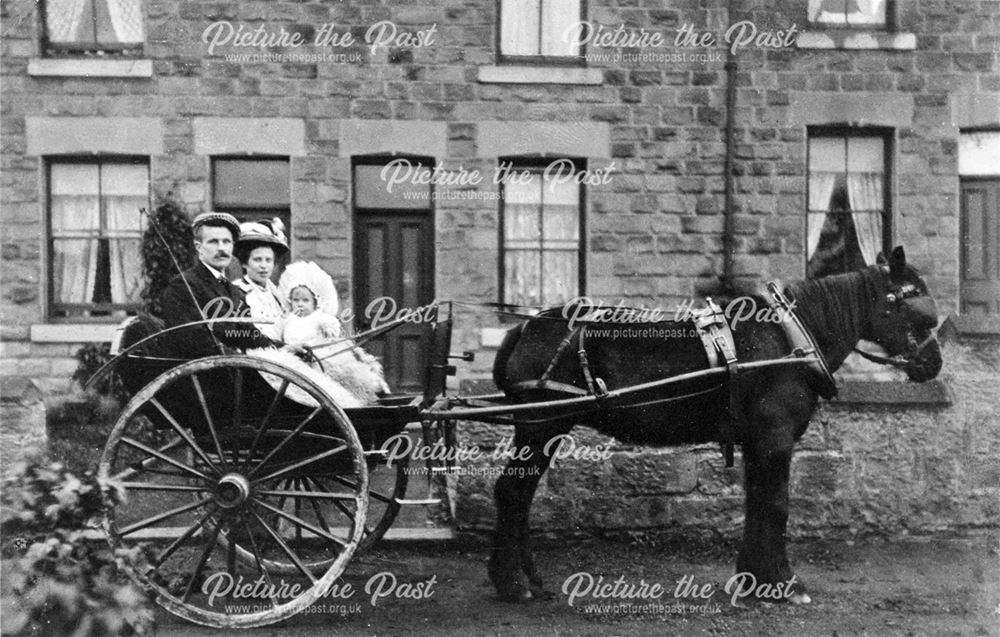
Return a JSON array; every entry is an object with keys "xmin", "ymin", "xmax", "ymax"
[
  {"xmin": 737, "ymin": 394, "xmax": 812, "ymax": 605},
  {"xmin": 489, "ymin": 422, "xmax": 568, "ymax": 601}
]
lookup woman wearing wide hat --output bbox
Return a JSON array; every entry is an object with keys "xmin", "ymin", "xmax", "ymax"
[{"xmin": 233, "ymin": 218, "xmax": 288, "ymax": 341}]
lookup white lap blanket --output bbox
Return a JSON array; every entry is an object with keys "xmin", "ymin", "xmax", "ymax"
[{"xmin": 246, "ymin": 348, "xmax": 385, "ymax": 409}]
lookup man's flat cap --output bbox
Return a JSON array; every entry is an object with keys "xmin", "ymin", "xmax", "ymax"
[{"xmin": 192, "ymin": 211, "xmax": 240, "ymax": 238}]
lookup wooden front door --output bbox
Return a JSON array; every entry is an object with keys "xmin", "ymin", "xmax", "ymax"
[
  {"xmin": 354, "ymin": 212, "xmax": 434, "ymax": 393},
  {"xmin": 960, "ymin": 178, "xmax": 1000, "ymax": 315}
]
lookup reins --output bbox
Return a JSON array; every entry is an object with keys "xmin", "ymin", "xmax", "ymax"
[{"xmin": 852, "ymin": 332, "xmax": 936, "ymax": 369}]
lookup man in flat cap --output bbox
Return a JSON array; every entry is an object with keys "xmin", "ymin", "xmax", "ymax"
[{"xmin": 159, "ymin": 212, "xmax": 276, "ymax": 357}]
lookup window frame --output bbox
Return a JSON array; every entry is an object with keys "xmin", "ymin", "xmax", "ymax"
[
  {"xmin": 211, "ymin": 156, "xmax": 293, "ymax": 278},
  {"xmin": 45, "ymin": 155, "xmax": 149, "ymax": 321},
  {"xmin": 805, "ymin": 126, "xmax": 893, "ymax": 278},
  {"xmin": 806, "ymin": 0, "xmax": 896, "ymax": 31},
  {"xmin": 495, "ymin": 0, "xmax": 589, "ymax": 67},
  {"xmin": 497, "ymin": 156, "xmax": 587, "ymax": 307},
  {"xmin": 40, "ymin": 0, "xmax": 146, "ymax": 56},
  {"xmin": 351, "ymin": 154, "xmax": 437, "ymax": 214}
]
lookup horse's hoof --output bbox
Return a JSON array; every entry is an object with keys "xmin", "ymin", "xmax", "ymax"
[
  {"xmin": 495, "ymin": 587, "xmax": 533, "ymax": 602},
  {"xmin": 789, "ymin": 591, "xmax": 812, "ymax": 605}
]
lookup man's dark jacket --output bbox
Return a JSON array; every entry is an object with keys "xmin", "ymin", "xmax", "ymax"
[{"xmin": 159, "ymin": 262, "xmax": 274, "ymax": 358}]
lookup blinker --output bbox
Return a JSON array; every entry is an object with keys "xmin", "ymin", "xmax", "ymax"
[{"xmin": 902, "ymin": 295, "xmax": 938, "ymax": 329}]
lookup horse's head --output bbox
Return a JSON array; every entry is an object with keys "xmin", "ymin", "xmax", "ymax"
[{"xmin": 865, "ymin": 246, "xmax": 942, "ymax": 382}]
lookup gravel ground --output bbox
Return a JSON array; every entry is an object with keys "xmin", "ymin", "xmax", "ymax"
[{"xmin": 152, "ymin": 533, "xmax": 999, "ymax": 637}]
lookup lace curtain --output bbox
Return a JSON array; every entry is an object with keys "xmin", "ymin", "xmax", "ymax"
[
  {"xmin": 504, "ymin": 174, "xmax": 579, "ymax": 306},
  {"xmin": 847, "ymin": 172, "xmax": 884, "ymax": 265},
  {"xmin": 51, "ymin": 163, "xmax": 146, "ymax": 309},
  {"xmin": 45, "ymin": 0, "xmax": 143, "ymax": 44},
  {"xmin": 106, "ymin": 0, "xmax": 145, "ymax": 43},
  {"xmin": 102, "ymin": 164, "xmax": 146, "ymax": 303},
  {"xmin": 45, "ymin": 0, "xmax": 88, "ymax": 43},
  {"xmin": 808, "ymin": 0, "xmax": 885, "ymax": 24},
  {"xmin": 807, "ymin": 172, "xmax": 837, "ymax": 260},
  {"xmin": 499, "ymin": 0, "xmax": 537, "ymax": 56},
  {"xmin": 51, "ymin": 164, "xmax": 100, "ymax": 304}
]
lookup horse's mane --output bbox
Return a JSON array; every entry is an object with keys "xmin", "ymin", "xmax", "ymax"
[{"xmin": 784, "ymin": 266, "xmax": 881, "ymax": 355}]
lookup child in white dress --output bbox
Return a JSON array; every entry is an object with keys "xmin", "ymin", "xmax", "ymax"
[{"xmin": 277, "ymin": 261, "xmax": 389, "ymax": 404}]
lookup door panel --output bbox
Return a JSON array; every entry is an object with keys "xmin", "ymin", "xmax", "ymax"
[
  {"xmin": 960, "ymin": 179, "xmax": 1000, "ymax": 315},
  {"xmin": 354, "ymin": 212, "xmax": 434, "ymax": 393}
]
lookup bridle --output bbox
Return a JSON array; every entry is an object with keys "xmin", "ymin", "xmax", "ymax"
[{"xmin": 852, "ymin": 281, "xmax": 936, "ymax": 369}]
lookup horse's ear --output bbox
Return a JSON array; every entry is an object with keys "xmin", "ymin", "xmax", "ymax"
[
  {"xmin": 875, "ymin": 252, "xmax": 887, "ymax": 266},
  {"xmin": 889, "ymin": 246, "xmax": 907, "ymax": 278}
]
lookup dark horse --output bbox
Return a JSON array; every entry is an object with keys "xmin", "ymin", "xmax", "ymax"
[{"xmin": 488, "ymin": 247, "xmax": 942, "ymax": 603}]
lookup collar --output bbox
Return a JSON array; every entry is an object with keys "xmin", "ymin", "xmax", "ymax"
[
  {"xmin": 242, "ymin": 274, "xmax": 272, "ymax": 291},
  {"xmin": 200, "ymin": 261, "xmax": 227, "ymax": 281}
]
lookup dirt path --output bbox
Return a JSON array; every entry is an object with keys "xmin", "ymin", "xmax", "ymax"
[{"xmin": 155, "ymin": 533, "xmax": 998, "ymax": 637}]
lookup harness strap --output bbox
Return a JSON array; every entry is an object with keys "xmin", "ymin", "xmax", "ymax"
[
  {"xmin": 577, "ymin": 325, "xmax": 604, "ymax": 397},
  {"xmin": 852, "ymin": 333, "xmax": 935, "ymax": 369},
  {"xmin": 538, "ymin": 325, "xmax": 579, "ymax": 385},
  {"xmin": 691, "ymin": 298, "xmax": 741, "ymax": 467},
  {"xmin": 766, "ymin": 282, "xmax": 838, "ymax": 399},
  {"xmin": 509, "ymin": 379, "xmax": 591, "ymax": 396}
]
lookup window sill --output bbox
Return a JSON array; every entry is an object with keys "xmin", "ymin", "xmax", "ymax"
[
  {"xmin": 31, "ymin": 324, "xmax": 119, "ymax": 343},
  {"xmin": 939, "ymin": 314, "xmax": 1000, "ymax": 341},
  {"xmin": 477, "ymin": 65, "xmax": 603, "ymax": 85},
  {"xmin": 28, "ymin": 57, "xmax": 153, "ymax": 78},
  {"xmin": 796, "ymin": 31, "xmax": 916, "ymax": 50},
  {"xmin": 828, "ymin": 379, "xmax": 952, "ymax": 407}
]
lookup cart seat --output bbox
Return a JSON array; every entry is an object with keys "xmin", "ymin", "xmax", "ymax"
[{"xmin": 111, "ymin": 313, "xmax": 170, "ymax": 357}]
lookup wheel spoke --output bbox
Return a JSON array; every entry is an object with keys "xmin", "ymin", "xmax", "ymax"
[
  {"xmin": 241, "ymin": 519, "xmax": 279, "ymax": 608},
  {"xmin": 151, "ymin": 505, "xmax": 218, "ymax": 568},
  {"xmin": 250, "ymin": 510, "xmax": 317, "ymax": 584},
  {"xmin": 245, "ymin": 406, "xmax": 323, "ymax": 479},
  {"xmin": 225, "ymin": 527, "xmax": 237, "ymax": 603},
  {"xmin": 121, "ymin": 436, "xmax": 211, "ymax": 483},
  {"xmin": 251, "ymin": 444, "xmax": 348, "ymax": 485},
  {"xmin": 252, "ymin": 498, "xmax": 347, "ymax": 550},
  {"xmin": 328, "ymin": 475, "xmax": 393, "ymax": 504},
  {"xmin": 119, "ymin": 482, "xmax": 210, "ymax": 493},
  {"xmin": 112, "ymin": 436, "xmax": 186, "ymax": 481},
  {"xmin": 241, "ymin": 378, "xmax": 289, "ymax": 472},
  {"xmin": 331, "ymin": 498, "xmax": 372, "ymax": 537},
  {"xmin": 118, "ymin": 496, "xmax": 213, "ymax": 537},
  {"xmin": 181, "ymin": 516, "xmax": 225, "ymax": 603},
  {"xmin": 254, "ymin": 488, "xmax": 357, "ymax": 501},
  {"xmin": 191, "ymin": 373, "xmax": 228, "ymax": 470},
  {"xmin": 149, "ymin": 398, "xmax": 223, "ymax": 477},
  {"xmin": 300, "ymin": 477, "xmax": 333, "ymax": 536},
  {"xmin": 312, "ymin": 476, "xmax": 374, "ymax": 537}
]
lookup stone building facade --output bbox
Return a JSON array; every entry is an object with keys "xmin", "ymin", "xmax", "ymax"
[{"xmin": 1, "ymin": 0, "xmax": 997, "ymax": 535}]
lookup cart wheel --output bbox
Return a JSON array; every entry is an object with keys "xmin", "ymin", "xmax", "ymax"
[
  {"xmin": 357, "ymin": 455, "xmax": 408, "ymax": 553},
  {"xmin": 221, "ymin": 454, "xmax": 407, "ymax": 575},
  {"xmin": 226, "ymin": 447, "xmax": 409, "ymax": 576},
  {"xmin": 99, "ymin": 355, "xmax": 368, "ymax": 628}
]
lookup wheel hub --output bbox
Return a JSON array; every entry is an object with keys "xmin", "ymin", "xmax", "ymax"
[{"xmin": 215, "ymin": 473, "xmax": 251, "ymax": 509}]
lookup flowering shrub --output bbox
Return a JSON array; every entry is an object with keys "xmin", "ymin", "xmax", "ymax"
[{"xmin": 1, "ymin": 461, "xmax": 155, "ymax": 637}]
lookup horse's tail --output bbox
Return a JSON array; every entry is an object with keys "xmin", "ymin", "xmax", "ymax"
[{"xmin": 491, "ymin": 323, "xmax": 524, "ymax": 394}]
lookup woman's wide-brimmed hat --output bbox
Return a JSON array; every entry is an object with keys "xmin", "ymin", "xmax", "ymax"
[{"xmin": 235, "ymin": 218, "xmax": 289, "ymax": 260}]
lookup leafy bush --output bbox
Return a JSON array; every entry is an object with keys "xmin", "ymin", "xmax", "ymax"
[
  {"xmin": 141, "ymin": 193, "xmax": 195, "ymax": 317},
  {"xmin": 72, "ymin": 343, "xmax": 129, "ymax": 405},
  {"xmin": 0, "ymin": 461, "xmax": 155, "ymax": 637}
]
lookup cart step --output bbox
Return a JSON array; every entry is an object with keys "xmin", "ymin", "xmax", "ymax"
[{"xmin": 395, "ymin": 497, "xmax": 442, "ymax": 505}]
